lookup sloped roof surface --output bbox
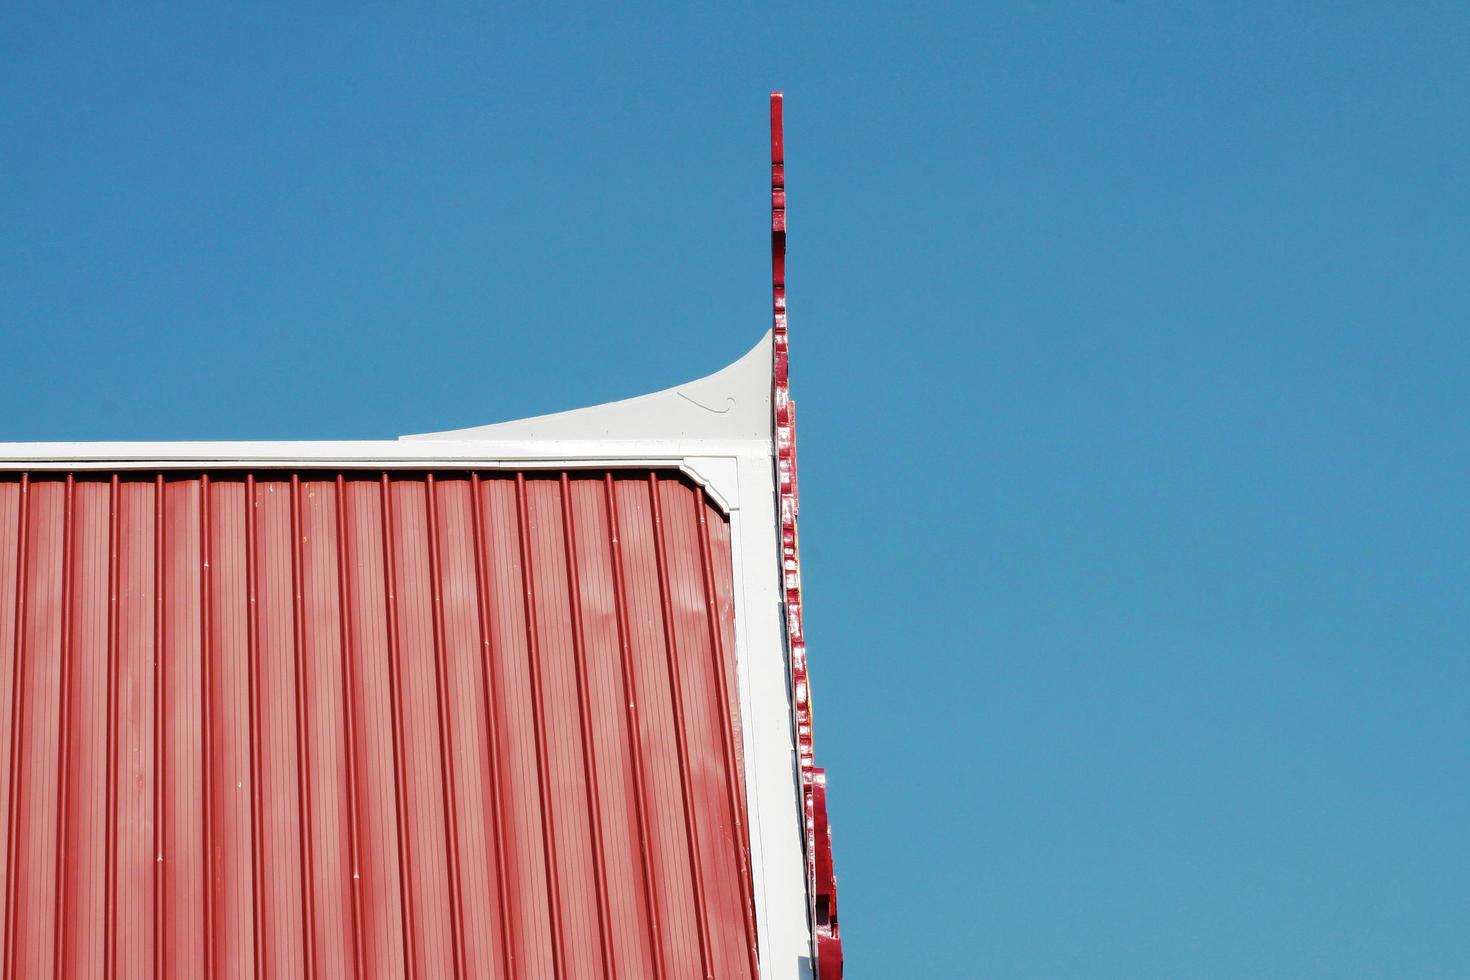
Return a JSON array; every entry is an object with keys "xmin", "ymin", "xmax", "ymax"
[{"xmin": 0, "ymin": 469, "xmax": 756, "ymax": 979}]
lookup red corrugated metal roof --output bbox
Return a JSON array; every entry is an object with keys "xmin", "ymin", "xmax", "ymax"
[{"xmin": 0, "ymin": 469, "xmax": 756, "ymax": 979}]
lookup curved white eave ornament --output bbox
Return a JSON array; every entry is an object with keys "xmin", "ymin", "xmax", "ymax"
[{"xmin": 403, "ymin": 330, "xmax": 773, "ymax": 447}]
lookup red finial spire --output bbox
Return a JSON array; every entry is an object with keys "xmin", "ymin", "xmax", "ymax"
[
  {"xmin": 771, "ymin": 92, "xmax": 789, "ymax": 397},
  {"xmin": 768, "ymin": 91, "xmax": 844, "ymax": 979},
  {"xmin": 771, "ymin": 92, "xmax": 786, "ymax": 325}
]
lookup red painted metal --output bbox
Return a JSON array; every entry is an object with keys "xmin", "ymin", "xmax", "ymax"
[
  {"xmin": 770, "ymin": 91, "xmax": 843, "ymax": 978},
  {"xmin": 0, "ymin": 470, "xmax": 756, "ymax": 979}
]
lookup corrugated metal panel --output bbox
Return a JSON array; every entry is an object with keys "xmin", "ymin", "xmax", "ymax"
[{"xmin": 0, "ymin": 469, "xmax": 757, "ymax": 979}]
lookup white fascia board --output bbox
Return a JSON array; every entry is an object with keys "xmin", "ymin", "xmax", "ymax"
[{"xmin": 0, "ymin": 329, "xmax": 812, "ymax": 978}]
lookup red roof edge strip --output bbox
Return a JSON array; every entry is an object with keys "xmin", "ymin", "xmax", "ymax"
[{"xmin": 770, "ymin": 91, "xmax": 844, "ymax": 979}]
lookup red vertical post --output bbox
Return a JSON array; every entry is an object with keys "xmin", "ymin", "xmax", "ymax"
[
  {"xmin": 770, "ymin": 93, "xmax": 789, "ymax": 419},
  {"xmin": 769, "ymin": 90, "xmax": 843, "ymax": 979}
]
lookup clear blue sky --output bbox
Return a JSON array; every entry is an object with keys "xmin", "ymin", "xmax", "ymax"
[{"xmin": 3, "ymin": 4, "xmax": 1468, "ymax": 977}]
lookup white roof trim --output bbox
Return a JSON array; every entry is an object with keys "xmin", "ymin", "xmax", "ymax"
[{"xmin": 0, "ymin": 332, "xmax": 774, "ymax": 513}]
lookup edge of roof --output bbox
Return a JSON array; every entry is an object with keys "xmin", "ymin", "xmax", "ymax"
[{"xmin": 0, "ymin": 332, "xmax": 775, "ymax": 515}]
